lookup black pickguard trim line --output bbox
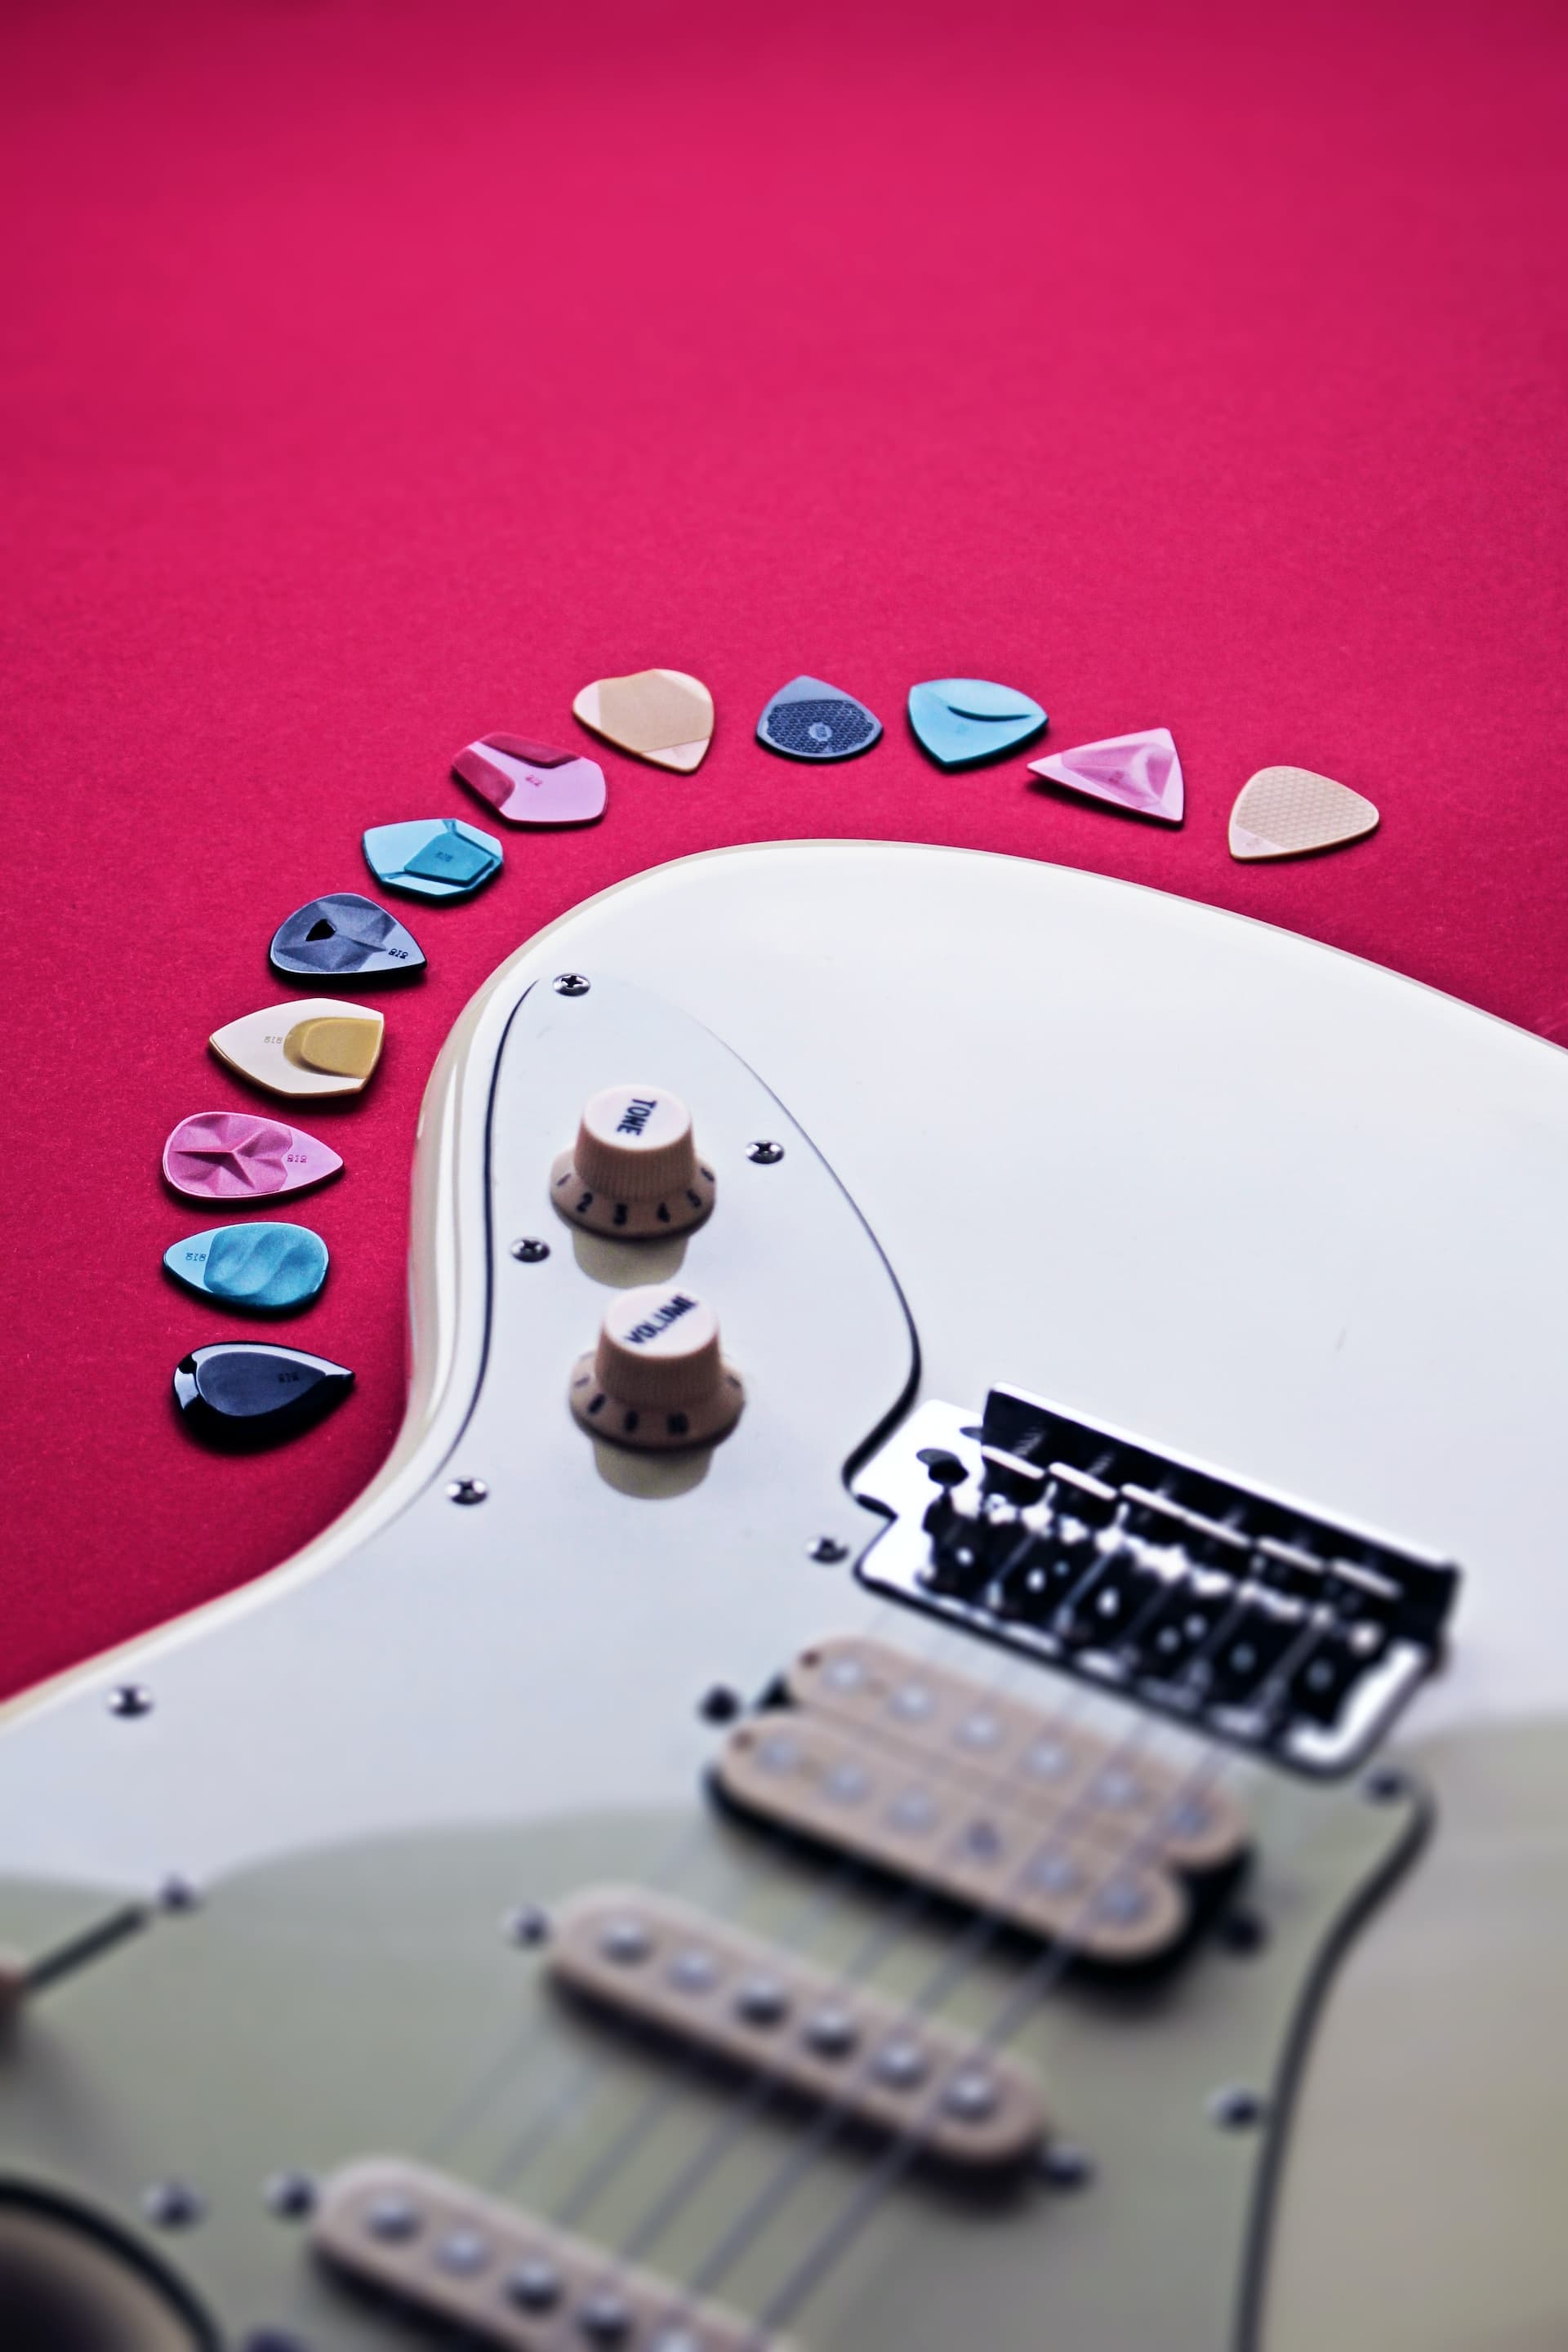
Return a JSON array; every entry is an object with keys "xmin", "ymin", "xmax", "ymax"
[{"xmin": 1233, "ymin": 1766, "xmax": 1436, "ymax": 2351}]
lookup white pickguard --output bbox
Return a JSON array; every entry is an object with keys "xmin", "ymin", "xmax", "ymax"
[{"xmin": 5, "ymin": 841, "xmax": 1567, "ymax": 1885}]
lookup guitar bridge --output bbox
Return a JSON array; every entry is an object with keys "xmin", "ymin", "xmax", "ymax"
[{"xmin": 854, "ymin": 1388, "xmax": 1460, "ymax": 1776}]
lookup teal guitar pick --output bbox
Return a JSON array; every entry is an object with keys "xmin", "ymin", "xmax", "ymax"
[
  {"xmin": 907, "ymin": 679, "xmax": 1048, "ymax": 768},
  {"xmin": 163, "ymin": 1223, "xmax": 329, "ymax": 1312}
]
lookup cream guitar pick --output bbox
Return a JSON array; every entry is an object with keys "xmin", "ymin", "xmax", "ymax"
[
  {"xmin": 572, "ymin": 668, "xmax": 714, "ymax": 773},
  {"xmin": 1229, "ymin": 766, "xmax": 1379, "ymax": 861},
  {"xmin": 209, "ymin": 999, "xmax": 385, "ymax": 1098}
]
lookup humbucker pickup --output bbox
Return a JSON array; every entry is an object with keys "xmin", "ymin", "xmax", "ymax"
[
  {"xmin": 855, "ymin": 1388, "xmax": 1462, "ymax": 1775},
  {"xmin": 713, "ymin": 1637, "xmax": 1247, "ymax": 1966},
  {"xmin": 550, "ymin": 1886, "xmax": 1048, "ymax": 2169}
]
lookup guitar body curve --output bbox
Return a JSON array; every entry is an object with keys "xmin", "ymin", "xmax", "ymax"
[{"xmin": 2, "ymin": 842, "xmax": 1566, "ymax": 2350}]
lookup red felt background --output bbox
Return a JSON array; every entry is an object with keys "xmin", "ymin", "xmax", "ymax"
[{"xmin": 2, "ymin": 0, "xmax": 1566, "ymax": 1699}]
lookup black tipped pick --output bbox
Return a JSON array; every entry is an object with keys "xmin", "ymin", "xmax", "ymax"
[
  {"xmin": 269, "ymin": 893, "xmax": 425, "ymax": 983},
  {"xmin": 172, "ymin": 1343, "xmax": 354, "ymax": 1448}
]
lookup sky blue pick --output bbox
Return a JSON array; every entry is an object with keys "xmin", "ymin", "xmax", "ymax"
[
  {"xmin": 907, "ymin": 679, "xmax": 1048, "ymax": 769},
  {"xmin": 163, "ymin": 1223, "xmax": 329, "ymax": 1312},
  {"xmin": 363, "ymin": 817, "xmax": 502, "ymax": 901}
]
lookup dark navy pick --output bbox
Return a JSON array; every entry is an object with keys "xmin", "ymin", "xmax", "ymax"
[
  {"xmin": 172, "ymin": 1343, "xmax": 354, "ymax": 1446},
  {"xmin": 757, "ymin": 675, "xmax": 882, "ymax": 761},
  {"xmin": 270, "ymin": 893, "xmax": 425, "ymax": 982}
]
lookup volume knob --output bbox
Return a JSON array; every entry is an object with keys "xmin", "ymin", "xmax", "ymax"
[
  {"xmin": 570, "ymin": 1284, "xmax": 745, "ymax": 1450},
  {"xmin": 550, "ymin": 1084, "xmax": 715, "ymax": 1239}
]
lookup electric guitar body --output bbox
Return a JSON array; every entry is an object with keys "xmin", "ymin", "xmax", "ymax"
[{"xmin": 2, "ymin": 841, "xmax": 1566, "ymax": 2352}]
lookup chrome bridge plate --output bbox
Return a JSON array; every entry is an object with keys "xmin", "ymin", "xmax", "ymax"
[{"xmin": 854, "ymin": 1396, "xmax": 1460, "ymax": 1776}]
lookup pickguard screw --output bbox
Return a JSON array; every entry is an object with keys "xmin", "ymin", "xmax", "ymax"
[
  {"xmin": 699, "ymin": 1685, "xmax": 742, "ymax": 1723},
  {"xmin": 808, "ymin": 1536, "xmax": 849, "ymax": 1564},
  {"xmin": 746, "ymin": 1140, "xmax": 785, "ymax": 1165},
  {"xmin": 108, "ymin": 1684, "xmax": 152, "ymax": 1719},
  {"xmin": 1037, "ymin": 2141, "xmax": 1095, "ymax": 2189},
  {"xmin": 553, "ymin": 973, "xmax": 590, "ymax": 996},
  {"xmin": 511, "ymin": 1238, "xmax": 550, "ymax": 1263},
  {"xmin": 1218, "ymin": 1906, "xmax": 1267, "ymax": 1955},
  {"xmin": 1363, "ymin": 1765, "xmax": 1407, "ymax": 1804},
  {"xmin": 1207, "ymin": 2085, "xmax": 1266, "ymax": 2130},
  {"xmin": 502, "ymin": 1904, "xmax": 551, "ymax": 1947},
  {"xmin": 448, "ymin": 1478, "xmax": 488, "ymax": 1506},
  {"xmin": 142, "ymin": 2180, "xmax": 203, "ymax": 2228},
  {"xmin": 264, "ymin": 2170, "xmax": 317, "ymax": 2220},
  {"xmin": 158, "ymin": 1875, "xmax": 200, "ymax": 1913}
]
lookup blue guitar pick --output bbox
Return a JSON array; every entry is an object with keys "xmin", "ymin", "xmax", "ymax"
[
  {"xmin": 363, "ymin": 817, "xmax": 502, "ymax": 901},
  {"xmin": 757, "ymin": 676, "xmax": 881, "ymax": 761},
  {"xmin": 163, "ymin": 1223, "xmax": 329, "ymax": 1312},
  {"xmin": 907, "ymin": 679, "xmax": 1048, "ymax": 768}
]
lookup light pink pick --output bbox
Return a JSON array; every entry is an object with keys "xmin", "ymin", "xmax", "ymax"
[
  {"xmin": 163, "ymin": 1111, "xmax": 343, "ymax": 1202},
  {"xmin": 452, "ymin": 733, "xmax": 608, "ymax": 826},
  {"xmin": 1028, "ymin": 728, "xmax": 1184, "ymax": 824}
]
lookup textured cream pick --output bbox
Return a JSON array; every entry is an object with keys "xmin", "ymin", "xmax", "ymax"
[
  {"xmin": 573, "ymin": 669, "xmax": 714, "ymax": 772},
  {"xmin": 209, "ymin": 1000, "xmax": 385, "ymax": 1098},
  {"xmin": 1229, "ymin": 765, "xmax": 1379, "ymax": 862}
]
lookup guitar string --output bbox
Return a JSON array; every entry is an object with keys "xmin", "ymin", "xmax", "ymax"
[
  {"xmin": 439, "ymin": 1457, "xmax": 1307, "ymax": 2327},
  {"xmin": 435, "ymin": 1597, "xmax": 960, "ymax": 2182},
  {"xmin": 508, "ymin": 1461, "xmax": 1267, "ymax": 2240},
  {"xmin": 481, "ymin": 1607, "xmax": 1080, "ymax": 2198},
  {"xmin": 665, "ymin": 1714, "xmax": 1218, "ymax": 2325},
  {"xmin": 425, "ymin": 1592, "xmax": 933, "ymax": 2169},
  {"xmin": 719, "ymin": 1609, "xmax": 1341, "ymax": 2336},
  {"xmin": 547, "ymin": 1661, "xmax": 1092, "ymax": 2234},
  {"xmin": 622, "ymin": 1592, "xmax": 1326, "ymax": 2336},
  {"xmin": 434, "ymin": 1452, "xmax": 1053, "ymax": 2178},
  {"xmin": 606, "ymin": 1684, "xmax": 1163, "ymax": 2273},
  {"xmin": 749, "ymin": 1750, "xmax": 1237, "ymax": 2346},
  {"xmin": 565, "ymin": 1504, "xmax": 1256, "ymax": 2249}
]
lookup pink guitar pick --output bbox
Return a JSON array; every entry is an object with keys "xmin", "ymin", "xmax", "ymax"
[
  {"xmin": 163, "ymin": 1111, "xmax": 343, "ymax": 1203},
  {"xmin": 1028, "ymin": 728, "xmax": 1184, "ymax": 824},
  {"xmin": 452, "ymin": 733, "xmax": 608, "ymax": 826}
]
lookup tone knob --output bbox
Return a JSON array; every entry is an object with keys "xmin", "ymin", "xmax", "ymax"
[
  {"xmin": 569, "ymin": 1283, "xmax": 745, "ymax": 1450},
  {"xmin": 550, "ymin": 1083, "xmax": 715, "ymax": 1238}
]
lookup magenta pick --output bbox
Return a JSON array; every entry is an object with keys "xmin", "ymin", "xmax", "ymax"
[
  {"xmin": 452, "ymin": 733, "xmax": 608, "ymax": 826},
  {"xmin": 163, "ymin": 1111, "xmax": 344, "ymax": 1203},
  {"xmin": 1028, "ymin": 728, "xmax": 1184, "ymax": 824}
]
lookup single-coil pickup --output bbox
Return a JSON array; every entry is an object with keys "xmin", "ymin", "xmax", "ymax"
[
  {"xmin": 312, "ymin": 2157, "xmax": 771, "ymax": 2350},
  {"xmin": 785, "ymin": 1637, "xmax": 1247, "ymax": 1875},
  {"xmin": 550, "ymin": 1886, "xmax": 1048, "ymax": 2170}
]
